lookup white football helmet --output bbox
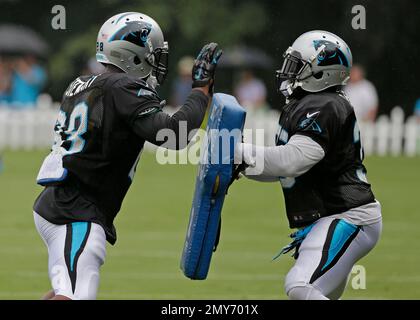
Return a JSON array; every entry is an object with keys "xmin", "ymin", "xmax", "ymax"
[
  {"xmin": 276, "ymin": 30, "xmax": 353, "ymax": 97},
  {"xmin": 96, "ymin": 12, "xmax": 168, "ymax": 87}
]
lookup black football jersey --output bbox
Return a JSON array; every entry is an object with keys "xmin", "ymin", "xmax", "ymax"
[
  {"xmin": 34, "ymin": 72, "xmax": 164, "ymax": 244},
  {"xmin": 275, "ymin": 91, "xmax": 375, "ymax": 228}
]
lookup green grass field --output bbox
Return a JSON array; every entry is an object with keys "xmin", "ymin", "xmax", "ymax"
[{"xmin": 0, "ymin": 150, "xmax": 419, "ymax": 299}]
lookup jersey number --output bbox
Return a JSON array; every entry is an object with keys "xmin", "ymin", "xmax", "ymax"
[{"xmin": 55, "ymin": 102, "xmax": 88, "ymax": 155}]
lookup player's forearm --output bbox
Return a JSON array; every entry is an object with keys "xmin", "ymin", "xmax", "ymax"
[
  {"xmin": 237, "ymin": 135, "xmax": 325, "ymax": 179},
  {"xmin": 132, "ymin": 90, "xmax": 209, "ymax": 149}
]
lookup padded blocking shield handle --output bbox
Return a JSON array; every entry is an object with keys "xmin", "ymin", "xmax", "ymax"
[{"xmin": 180, "ymin": 93, "xmax": 246, "ymax": 280}]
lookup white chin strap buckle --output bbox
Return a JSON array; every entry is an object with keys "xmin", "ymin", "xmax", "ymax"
[
  {"xmin": 146, "ymin": 75, "xmax": 158, "ymax": 89},
  {"xmin": 280, "ymin": 80, "xmax": 295, "ymax": 97}
]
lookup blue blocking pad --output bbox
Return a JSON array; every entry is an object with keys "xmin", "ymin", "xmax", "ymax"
[{"xmin": 180, "ymin": 93, "xmax": 246, "ymax": 280}]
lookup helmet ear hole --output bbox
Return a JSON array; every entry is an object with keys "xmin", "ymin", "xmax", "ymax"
[
  {"xmin": 313, "ymin": 71, "xmax": 323, "ymax": 79},
  {"xmin": 133, "ymin": 56, "xmax": 141, "ymax": 65}
]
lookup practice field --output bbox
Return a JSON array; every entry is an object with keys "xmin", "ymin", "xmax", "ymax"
[{"xmin": 0, "ymin": 150, "xmax": 419, "ymax": 299}]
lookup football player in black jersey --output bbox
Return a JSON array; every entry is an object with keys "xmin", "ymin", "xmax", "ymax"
[
  {"xmin": 33, "ymin": 12, "xmax": 222, "ymax": 300},
  {"xmin": 235, "ymin": 30, "xmax": 382, "ymax": 299}
]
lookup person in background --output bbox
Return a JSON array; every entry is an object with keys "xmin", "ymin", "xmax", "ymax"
[
  {"xmin": 9, "ymin": 55, "xmax": 46, "ymax": 108},
  {"xmin": 170, "ymin": 56, "xmax": 195, "ymax": 108},
  {"xmin": 234, "ymin": 69, "xmax": 267, "ymax": 111},
  {"xmin": 0, "ymin": 57, "xmax": 11, "ymax": 104},
  {"xmin": 413, "ymin": 98, "xmax": 420, "ymax": 122},
  {"xmin": 343, "ymin": 64, "xmax": 378, "ymax": 122}
]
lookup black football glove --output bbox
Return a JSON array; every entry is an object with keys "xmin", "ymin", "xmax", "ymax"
[{"xmin": 192, "ymin": 42, "xmax": 223, "ymax": 94}]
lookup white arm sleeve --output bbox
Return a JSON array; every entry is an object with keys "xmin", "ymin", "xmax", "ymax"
[{"xmin": 236, "ymin": 135, "xmax": 325, "ymax": 182}]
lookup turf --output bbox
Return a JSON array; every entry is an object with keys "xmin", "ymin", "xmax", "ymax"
[{"xmin": 0, "ymin": 149, "xmax": 419, "ymax": 299}]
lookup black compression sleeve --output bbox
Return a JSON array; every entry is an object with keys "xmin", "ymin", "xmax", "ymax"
[{"xmin": 131, "ymin": 89, "xmax": 209, "ymax": 150}]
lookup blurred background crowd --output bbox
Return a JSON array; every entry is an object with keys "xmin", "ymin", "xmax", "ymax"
[
  {"xmin": 0, "ymin": 55, "xmax": 46, "ymax": 108},
  {"xmin": 0, "ymin": 0, "xmax": 419, "ymax": 119}
]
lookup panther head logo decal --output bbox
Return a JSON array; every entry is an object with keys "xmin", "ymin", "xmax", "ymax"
[
  {"xmin": 313, "ymin": 39, "xmax": 349, "ymax": 67},
  {"xmin": 109, "ymin": 21, "xmax": 152, "ymax": 47}
]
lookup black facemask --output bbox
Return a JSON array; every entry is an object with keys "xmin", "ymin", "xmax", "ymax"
[
  {"xmin": 147, "ymin": 46, "xmax": 169, "ymax": 85},
  {"xmin": 275, "ymin": 49, "xmax": 307, "ymax": 92}
]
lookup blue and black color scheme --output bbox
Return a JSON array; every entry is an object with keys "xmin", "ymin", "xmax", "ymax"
[
  {"xmin": 191, "ymin": 42, "xmax": 223, "ymax": 94},
  {"xmin": 310, "ymin": 219, "xmax": 360, "ymax": 283},
  {"xmin": 180, "ymin": 93, "xmax": 246, "ymax": 280},
  {"xmin": 298, "ymin": 112, "xmax": 322, "ymax": 134},
  {"xmin": 313, "ymin": 40, "xmax": 349, "ymax": 67},
  {"xmin": 64, "ymin": 222, "xmax": 91, "ymax": 293},
  {"xmin": 108, "ymin": 21, "xmax": 152, "ymax": 47},
  {"xmin": 273, "ymin": 222, "xmax": 316, "ymax": 260}
]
